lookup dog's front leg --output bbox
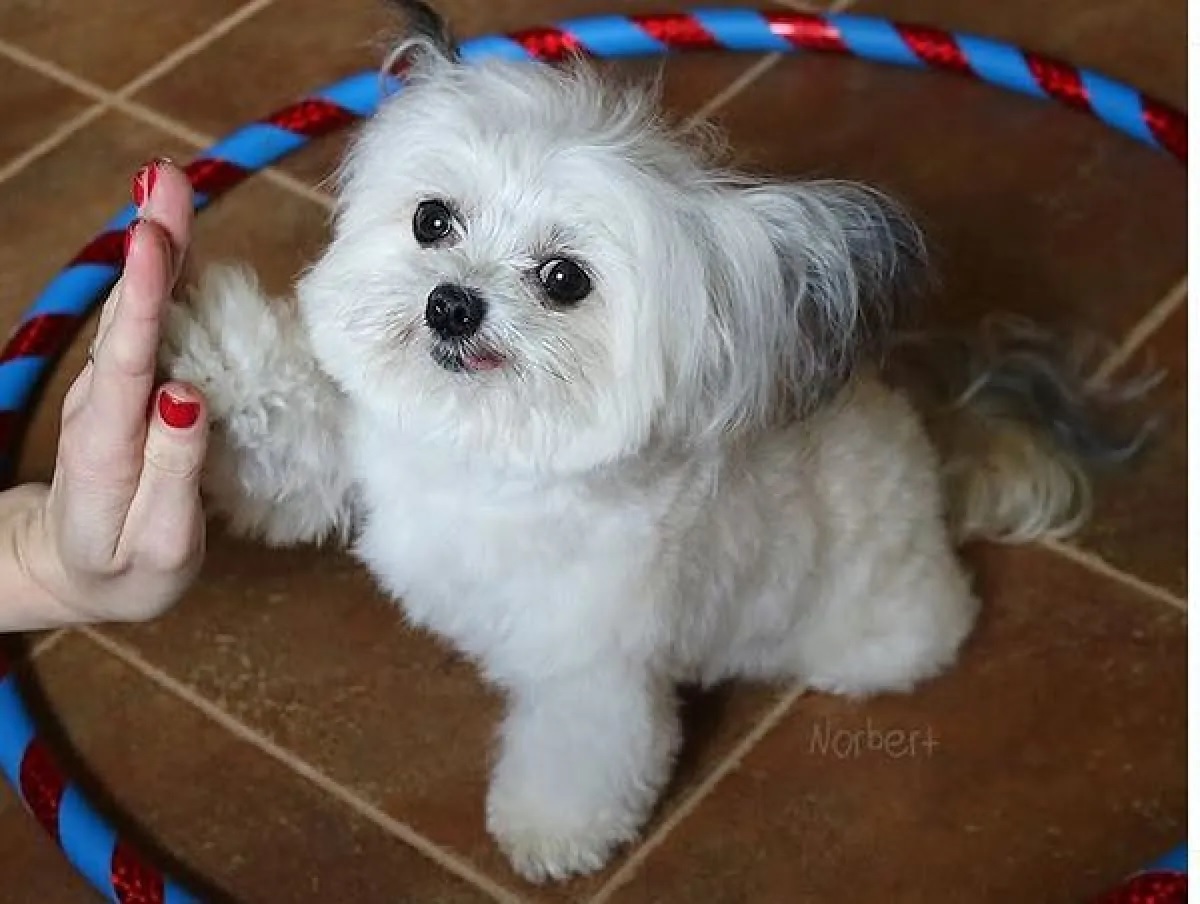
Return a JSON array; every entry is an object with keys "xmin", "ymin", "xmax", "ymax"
[
  {"xmin": 161, "ymin": 264, "xmax": 357, "ymax": 547},
  {"xmin": 486, "ymin": 665, "xmax": 680, "ymax": 883}
]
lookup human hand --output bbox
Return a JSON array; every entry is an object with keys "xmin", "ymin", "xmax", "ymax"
[{"xmin": 9, "ymin": 159, "xmax": 210, "ymax": 628}]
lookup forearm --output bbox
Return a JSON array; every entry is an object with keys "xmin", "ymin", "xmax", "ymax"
[{"xmin": 0, "ymin": 484, "xmax": 76, "ymax": 632}]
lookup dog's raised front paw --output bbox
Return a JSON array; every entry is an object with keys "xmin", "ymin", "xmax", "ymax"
[
  {"xmin": 158, "ymin": 263, "xmax": 355, "ymax": 546},
  {"xmin": 160, "ymin": 264, "xmax": 286, "ymax": 414}
]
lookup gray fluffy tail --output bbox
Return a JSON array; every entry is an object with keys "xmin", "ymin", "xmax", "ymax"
[{"xmin": 884, "ymin": 315, "xmax": 1162, "ymax": 544}]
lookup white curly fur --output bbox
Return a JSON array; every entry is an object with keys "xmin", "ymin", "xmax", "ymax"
[
  {"xmin": 163, "ymin": 266, "xmax": 355, "ymax": 547},
  {"xmin": 161, "ymin": 47, "xmax": 1110, "ymax": 883}
]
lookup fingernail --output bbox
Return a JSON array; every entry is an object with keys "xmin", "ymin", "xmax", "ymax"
[
  {"xmin": 157, "ymin": 388, "xmax": 200, "ymax": 429},
  {"xmin": 132, "ymin": 161, "xmax": 158, "ymax": 208},
  {"xmin": 124, "ymin": 218, "xmax": 141, "ymax": 259}
]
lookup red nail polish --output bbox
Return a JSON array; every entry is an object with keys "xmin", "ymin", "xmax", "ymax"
[
  {"xmin": 132, "ymin": 161, "xmax": 158, "ymax": 207},
  {"xmin": 158, "ymin": 388, "xmax": 200, "ymax": 429},
  {"xmin": 124, "ymin": 219, "xmax": 141, "ymax": 259},
  {"xmin": 131, "ymin": 167, "xmax": 145, "ymax": 207}
]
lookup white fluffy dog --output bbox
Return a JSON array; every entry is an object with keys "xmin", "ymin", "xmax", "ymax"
[{"xmin": 162, "ymin": 2, "xmax": 1144, "ymax": 882}]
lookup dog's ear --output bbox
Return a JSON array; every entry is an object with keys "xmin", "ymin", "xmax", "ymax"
[
  {"xmin": 740, "ymin": 180, "xmax": 927, "ymax": 415},
  {"xmin": 754, "ymin": 180, "xmax": 925, "ymax": 402},
  {"xmin": 381, "ymin": 0, "xmax": 461, "ymax": 74},
  {"xmin": 686, "ymin": 180, "xmax": 926, "ymax": 436}
]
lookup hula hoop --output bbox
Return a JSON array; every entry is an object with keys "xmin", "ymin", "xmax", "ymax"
[{"xmin": 0, "ymin": 10, "xmax": 1185, "ymax": 902}]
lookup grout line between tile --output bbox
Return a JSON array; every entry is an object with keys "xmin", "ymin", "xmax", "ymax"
[
  {"xmin": 1092, "ymin": 275, "xmax": 1187, "ymax": 383},
  {"xmin": 591, "ymin": 491, "xmax": 1185, "ymax": 903},
  {"xmin": 683, "ymin": 0, "xmax": 857, "ymax": 130},
  {"xmin": 588, "ymin": 685, "xmax": 806, "ymax": 903},
  {"xmin": 112, "ymin": 96, "xmax": 337, "ymax": 209},
  {"xmin": 0, "ymin": 102, "xmax": 108, "ymax": 187},
  {"xmin": 0, "ymin": 0, "xmax": 283, "ymax": 188},
  {"xmin": 76, "ymin": 626, "xmax": 527, "ymax": 904},
  {"xmin": 7, "ymin": 4, "xmax": 1177, "ymax": 895},
  {"xmin": 0, "ymin": 35, "xmax": 336, "ymax": 211},
  {"xmin": 0, "ymin": 0, "xmax": 859, "ymax": 206},
  {"xmin": 29, "ymin": 628, "xmax": 70, "ymax": 661},
  {"xmin": 0, "ymin": 0, "xmax": 860, "ymax": 212},
  {"xmin": 1038, "ymin": 539, "xmax": 1187, "ymax": 614},
  {"xmin": 1042, "ymin": 273, "xmax": 1188, "ymax": 616},
  {"xmin": 685, "ymin": 53, "xmax": 783, "ymax": 129},
  {"xmin": 0, "ymin": 38, "xmax": 112, "ymax": 105},
  {"xmin": 113, "ymin": 0, "xmax": 281, "ymax": 100}
]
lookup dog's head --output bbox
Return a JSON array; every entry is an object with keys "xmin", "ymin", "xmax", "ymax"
[{"xmin": 297, "ymin": 2, "xmax": 925, "ymax": 473}]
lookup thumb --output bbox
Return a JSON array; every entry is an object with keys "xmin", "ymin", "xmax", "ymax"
[
  {"xmin": 127, "ymin": 382, "xmax": 209, "ymax": 571},
  {"xmin": 145, "ymin": 382, "xmax": 207, "ymax": 478}
]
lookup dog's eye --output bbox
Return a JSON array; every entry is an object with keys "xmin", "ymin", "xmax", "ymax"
[
  {"xmin": 413, "ymin": 200, "xmax": 455, "ymax": 245},
  {"xmin": 537, "ymin": 258, "xmax": 592, "ymax": 305}
]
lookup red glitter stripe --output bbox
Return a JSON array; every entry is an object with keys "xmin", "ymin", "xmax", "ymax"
[
  {"xmin": 762, "ymin": 11, "xmax": 846, "ymax": 53},
  {"xmin": 111, "ymin": 839, "xmax": 166, "ymax": 904},
  {"xmin": 1025, "ymin": 53, "xmax": 1090, "ymax": 110},
  {"xmin": 631, "ymin": 12, "xmax": 720, "ymax": 49},
  {"xmin": 19, "ymin": 739, "xmax": 66, "ymax": 842},
  {"xmin": 1093, "ymin": 870, "xmax": 1186, "ymax": 903},
  {"xmin": 265, "ymin": 98, "xmax": 358, "ymax": 138},
  {"xmin": 512, "ymin": 26, "xmax": 582, "ymax": 61},
  {"xmin": 184, "ymin": 158, "xmax": 250, "ymax": 198},
  {"xmin": 1142, "ymin": 96, "xmax": 1186, "ymax": 162},
  {"xmin": 896, "ymin": 23, "xmax": 972, "ymax": 74},
  {"xmin": 71, "ymin": 230, "xmax": 125, "ymax": 267},
  {"xmin": 0, "ymin": 313, "xmax": 80, "ymax": 364}
]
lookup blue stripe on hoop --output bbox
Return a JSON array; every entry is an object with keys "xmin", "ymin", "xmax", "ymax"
[
  {"xmin": 564, "ymin": 15, "xmax": 667, "ymax": 57},
  {"xmin": 0, "ymin": 23, "xmax": 1185, "ymax": 904},
  {"xmin": 206, "ymin": 125, "xmax": 307, "ymax": 171},
  {"xmin": 314, "ymin": 72, "xmax": 383, "ymax": 117},
  {"xmin": 1081, "ymin": 70, "xmax": 1154, "ymax": 144},
  {"xmin": 104, "ymin": 205, "xmax": 140, "ymax": 231},
  {"xmin": 690, "ymin": 8, "xmax": 793, "ymax": 52},
  {"xmin": 1145, "ymin": 844, "xmax": 1188, "ymax": 873},
  {"xmin": 833, "ymin": 16, "xmax": 922, "ymax": 68},
  {"xmin": 956, "ymin": 35, "xmax": 1047, "ymax": 99},
  {"xmin": 165, "ymin": 880, "xmax": 203, "ymax": 904},
  {"xmin": 0, "ymin": 357, "xmax": 47, "ymax": 409},
  {"xmin": 25, "ymin": 266, "xmax": 118, "ymax": 319},
  {"xmin": 58, "ymin": 787, "xmax": 121, "ymax": 904},
  {"xmin": 0, "ymin": 674, "xmax": 36, "ymax": 786}
]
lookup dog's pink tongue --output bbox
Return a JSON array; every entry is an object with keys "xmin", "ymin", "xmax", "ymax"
[{"xmin": 466, "ymin": 353, "xmax": 504, "ymax": 371}]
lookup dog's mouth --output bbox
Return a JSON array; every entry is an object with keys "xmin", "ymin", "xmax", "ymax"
[{"xmin": 430, "ymin": 341, "xmax": 506, "ymax": 374}]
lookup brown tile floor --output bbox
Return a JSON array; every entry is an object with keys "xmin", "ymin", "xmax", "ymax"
[{"xmin": 0, "ymin": 1, "xmax": 1186, "ymax": 902}]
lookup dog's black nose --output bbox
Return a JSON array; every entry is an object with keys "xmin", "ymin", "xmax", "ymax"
[{"xmin": 425, "ymin": 284, "xmax": 486, "ymax": 340}]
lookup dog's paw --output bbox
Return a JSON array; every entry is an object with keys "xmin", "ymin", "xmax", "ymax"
[
  {"xmin": 158, "ymin": 264, "xmax": 354, "ymax": 546},
  {"xmin": 486, "ymin": 782, "xmax": 638, "ymax": 883},
  {"xmin": 160, "ymin": 264, "xmax": 289, "ymax": 416},
  {"xmin": 160, "ymin": 301, "xmax": 223, "ymax": 405}
]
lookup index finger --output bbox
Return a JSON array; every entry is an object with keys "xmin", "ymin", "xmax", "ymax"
[
  {"xmin": 83, "ymin": 220, "xmax": 174, "ymax": 453},
  {"xmin": 138, "ymin": 159, "xmax": 194, "ymax": 285}
]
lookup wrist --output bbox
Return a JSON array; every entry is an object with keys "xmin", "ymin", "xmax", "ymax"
[{"xmin": 0, "ymin": 484, "xmax": 79, "ymax": 631}]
